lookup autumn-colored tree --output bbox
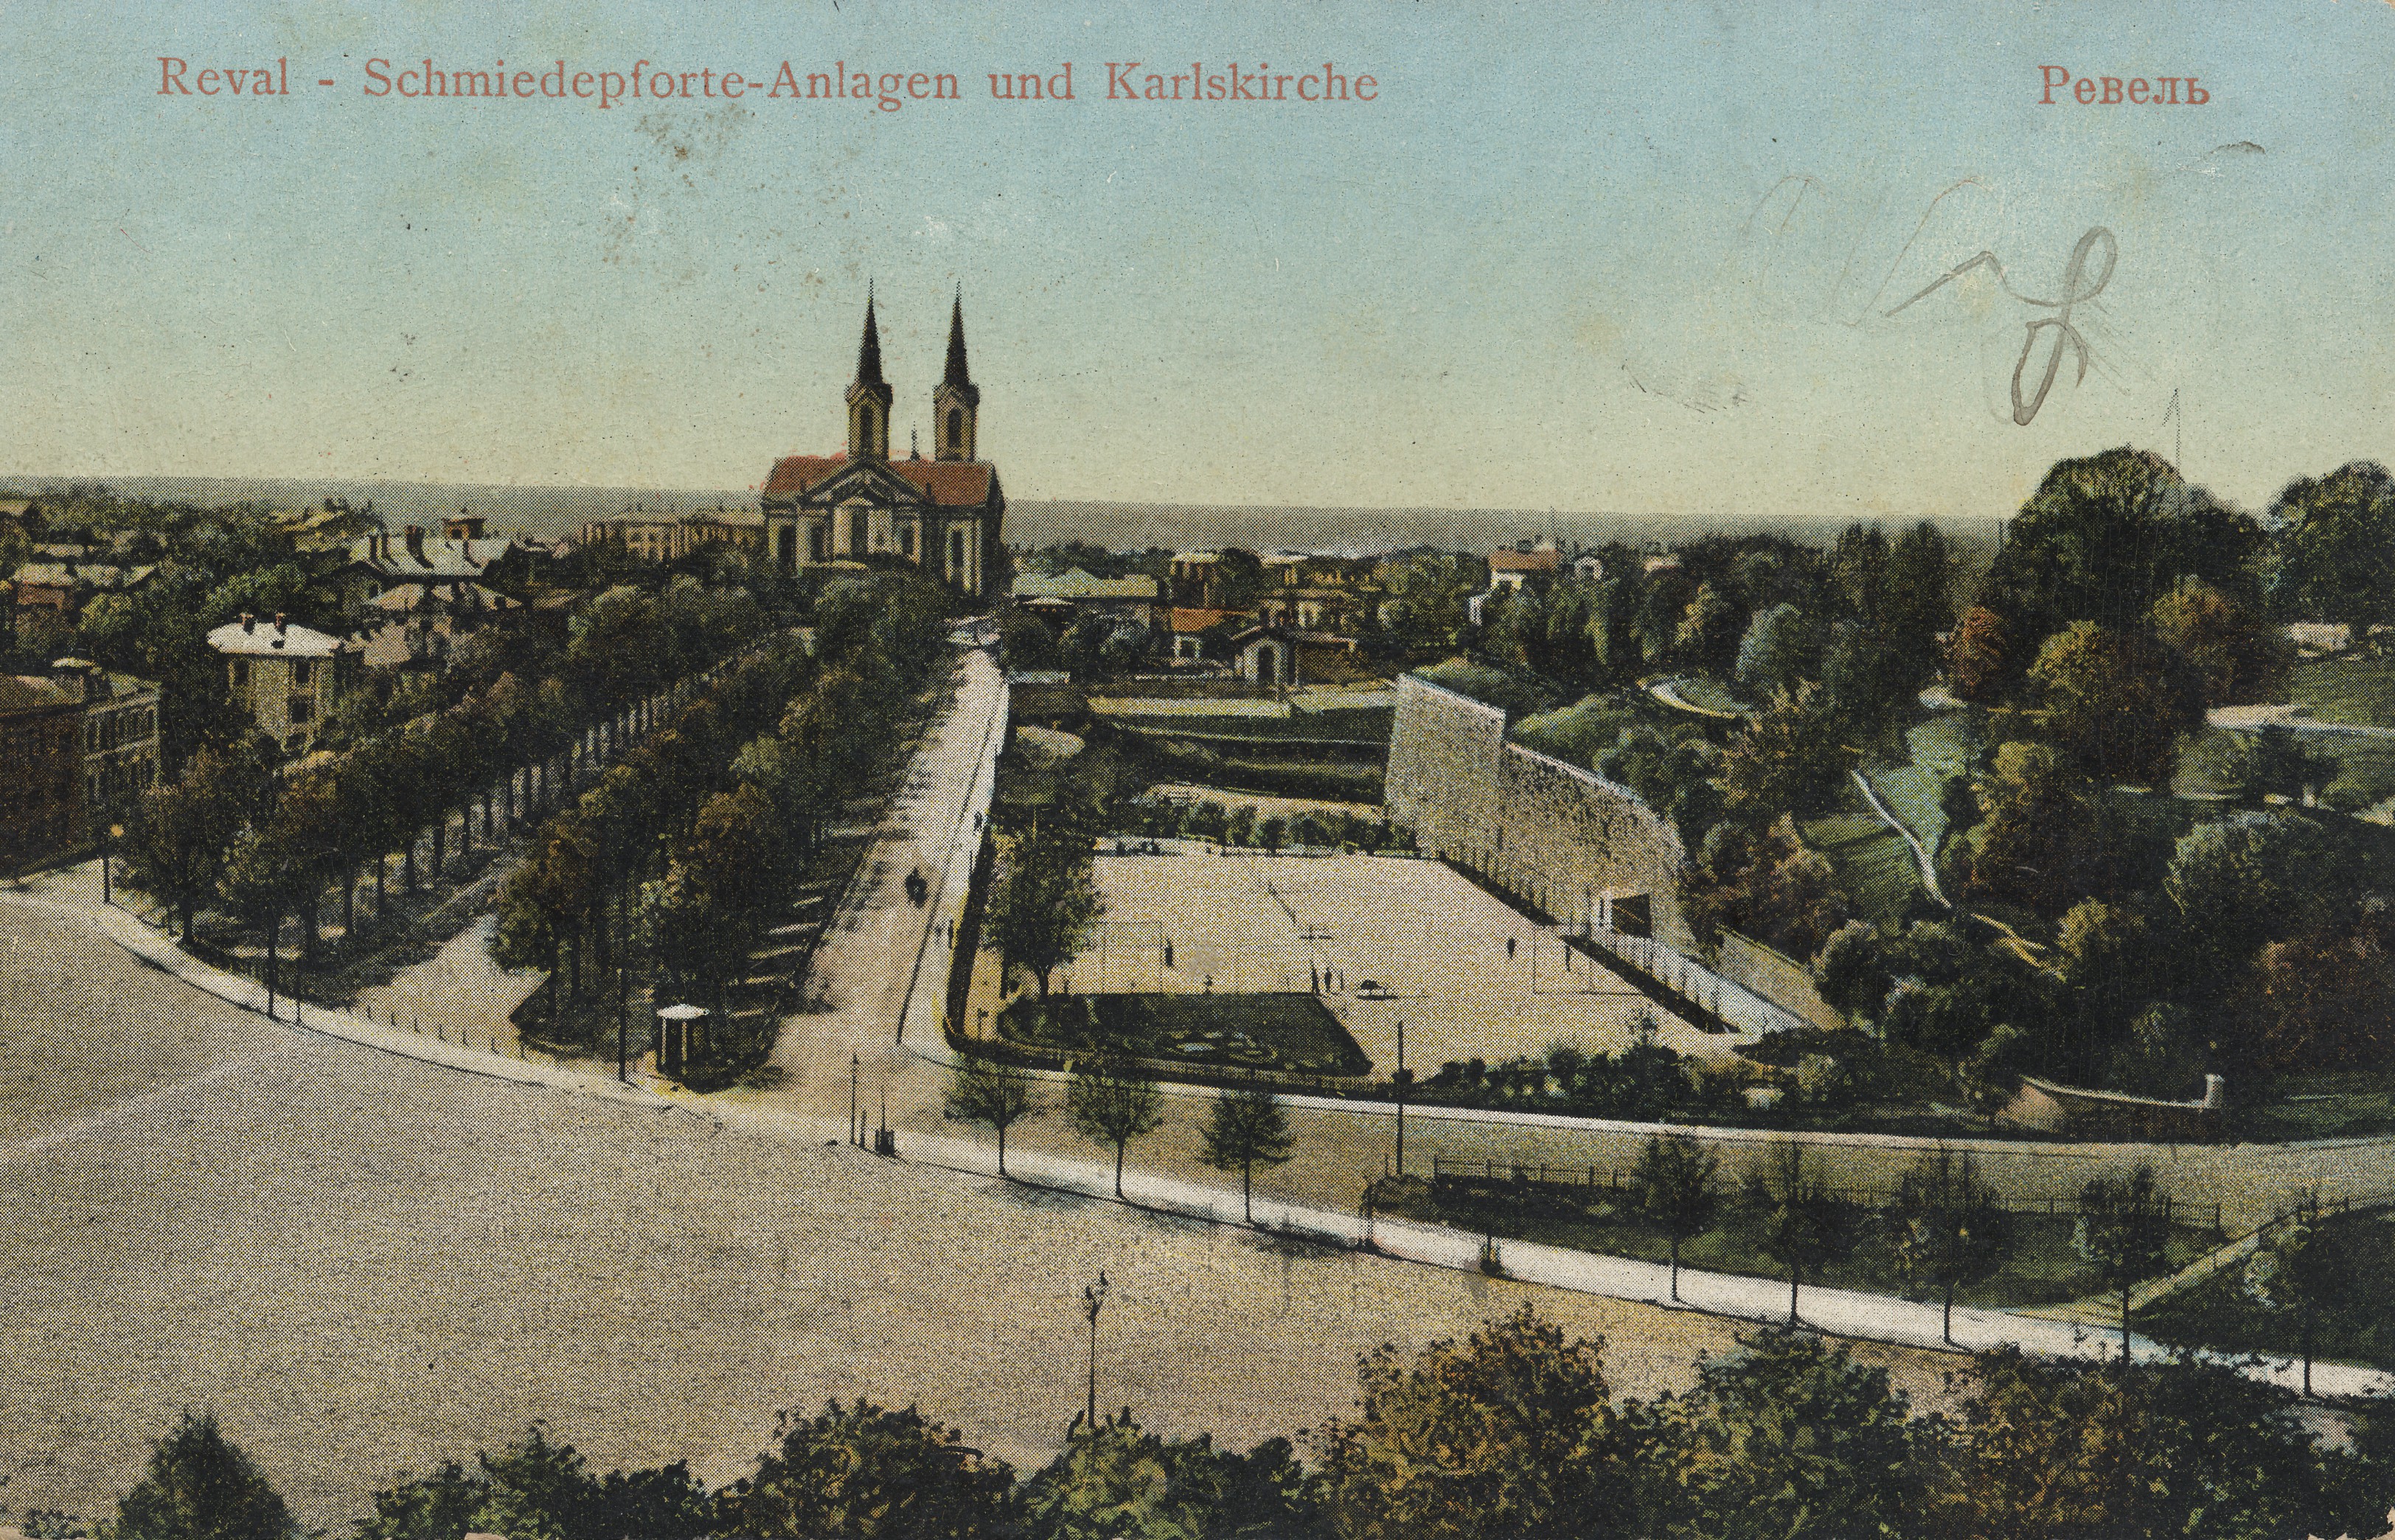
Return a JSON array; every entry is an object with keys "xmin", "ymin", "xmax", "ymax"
[
  {"xmin": 2148, "ymin": 579, "xmax": 2292, "ymax": 708},
  {"xmin": 1945, "ymin": 604, "xmax": 2009, "ymax": 702},
  {"xmin": 1309, "ymin": 1306, "xmax": 1636, "ymax": 1540},
  {"xmin": 2028, "ymin": 621, "xmax": 2201, "ymax": 785}
]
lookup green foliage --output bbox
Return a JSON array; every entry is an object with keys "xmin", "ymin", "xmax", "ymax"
[
  {"xmin": 1984, "ymin": 446, "xmax": 2262, "ymax": 647},
  {"xmin": 1018, "ymin": 1416, "xmax": 1320, "ymax": 1540},
  {"xmin": 1197, "ymin": 1087, "xmax": 1294, "ymax": 1224},
  {"xmin": 2149, "ymin": 579, "xmax": 2293, "ymax": 708},
  {"xmin": 1717, "ymin": 683, "xmax": 1852, "ymax": 825},
  {"xmin": 2267, "ymin": 459, "xmax": 2395, "ymax": 632},
  {"xmin": 1065, "ymin": 1056, "xmax": 1164, "ymax": 1197},
  {"xmin": 1308, "ymin": 1306, "xmax": 1635, "ymax": 1540},
  {"xmin": 1733, "ymin": 602, "xmax": 1823, "ymax": 702},
  {"xmin": 1638, "ymin": 1328, "xmax": 1917, "ymax": 1540},
  {"xmin": 2075, "ymin": 1163, "xmax": 2172, "ymax": 1360},
  {"xmin": 944, "ymin": 1056, "xmax": 1043, "ymax": 1176},
  {"xmin": 2028, "ymin": 620, "xmax": 2203, "ymax": 785},
  {"xmin": 1633, "ymin": 1133, "xmax": 1720, "ymax": 1301},
  {"xmin": 983, "ymin": 825, "xmax": 1105, "ymax": 997},
  {"xmin": 107, "ymin": 1412, "xmax": 295, "ymax": 1540},
  {"xmin": 717, "ymin": 1400, "xmax": 1015, "ymax": 1540},
  {"xmin": 1741, "ymin": 1142, "xmax": 1857, "ymax": 1323},
  {"xmin": 1680, "ymin": 817, "xmax": 1850, "ymax": 961},
  {"xmin": 1887, "ymin": 1147, "xmax": 2015, "ymax": 1345}
]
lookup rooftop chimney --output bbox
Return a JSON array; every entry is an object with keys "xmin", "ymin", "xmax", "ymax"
[{"xmin": 404, "ymin": 525, "xmax": 427, "ymax": 564}]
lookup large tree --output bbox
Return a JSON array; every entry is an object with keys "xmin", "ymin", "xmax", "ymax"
[
  {"xmin": 1308, "ymin": 1306, "xmax": 1636, "ymax": 1540},
  {"xmin": 1643, "ymin": 1328, "xmax": 1919, "ymax": 1540},
  {"xmin": 2266, "ymin": 459, "xmax": 2395, "ymax": 632},
  {"xmin": 1984, "ymin": 447, "xmax": 2262, "ymax": 647},
  {"xmin": 716, "ymin": 1400, "xmax": 1016, "ymax": 1540},
  {"xmin": 983, "ymin": 823, "xmax": 1105, "ymax": 997},
  {"xmin": 2027, "ymin": 621, "xmax": 2202, "ymax": 786},
  {"xmin": 111, "ymin": 1412, "xmax": 296, "ymax": 1540}
]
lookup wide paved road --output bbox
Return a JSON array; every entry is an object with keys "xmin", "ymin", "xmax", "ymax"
[{"xmin": 7, "ymin": 900, "xmax": 1921, "ymax": 1532}]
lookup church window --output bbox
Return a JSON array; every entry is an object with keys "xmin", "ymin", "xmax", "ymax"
[
  {"xmin": 946, "ymin": 407, "xmax": 963, "ymax": 451},
  {"xmin": 902, "ymin": 524, "xmax": 916, "ymax": 558}
]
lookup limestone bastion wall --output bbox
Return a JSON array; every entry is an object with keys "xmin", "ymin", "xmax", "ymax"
[{"xmin": 1386, "ymin": 673, "xmax": 1689, "ymax": 941}]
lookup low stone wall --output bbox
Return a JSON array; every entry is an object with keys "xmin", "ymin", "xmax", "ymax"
[
  {"xmin": 2002, "ymin": 1074, "xmax": 2228, "ymax": 1142},
  {"xmin": 1386, "ymin": 673, "xmax": 1688, "ymax": 939},
  {"xmin": 1715, "ymin": 929, "xmax": 1843, "ymax": 1031}
]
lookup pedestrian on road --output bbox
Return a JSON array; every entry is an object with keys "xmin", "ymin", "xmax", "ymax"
[{"xmin": 1506, "ymin": 936, "xmax": 1517, "ymax": 959}]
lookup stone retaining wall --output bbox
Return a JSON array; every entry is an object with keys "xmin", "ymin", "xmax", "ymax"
[{"xmin": 1386, "ymin": 673, "xmax": 1689, "ymax": 939}]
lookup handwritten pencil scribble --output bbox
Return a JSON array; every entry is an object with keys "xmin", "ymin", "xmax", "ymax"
[{"xmin": 1884, "ymin": 225, "xmax": 2117, "ymax": 426}]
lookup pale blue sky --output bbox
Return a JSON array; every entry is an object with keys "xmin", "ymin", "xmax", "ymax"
[{"xmin": 5, "ymin": 1, "xmax": 2392, "ymax": 521}]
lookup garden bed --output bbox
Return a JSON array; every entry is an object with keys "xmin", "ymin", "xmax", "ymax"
[{"xmin": 998, "ymin": 991, "xmax": 1372, "ymax": 1076}]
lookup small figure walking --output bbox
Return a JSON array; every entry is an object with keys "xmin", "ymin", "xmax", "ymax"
[{"xmin": 1506, "ymin": 936, "xmax": 1517, "ymax": 959}]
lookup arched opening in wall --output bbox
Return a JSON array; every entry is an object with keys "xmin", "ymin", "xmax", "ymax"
[
  {"xmin": 849, "ymin": 508, "xmax": 869, "ymax": 556},
  {"xmin": 946, "ymin": 407, "xmax": 963, "ymax": 453},
  {"xmin": 775, "ymin": 526, "xmax": 796, "ymax": 571}
]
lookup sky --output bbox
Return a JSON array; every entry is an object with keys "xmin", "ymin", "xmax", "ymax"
[{"xmin": 6, "ymin": 1, "xmax": 2394, "ymax": 523}]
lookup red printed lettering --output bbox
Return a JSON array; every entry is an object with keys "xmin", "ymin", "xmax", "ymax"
[{"xmin": 2039, "ymin": 64, "xmax": 2069, "ymax": 103}]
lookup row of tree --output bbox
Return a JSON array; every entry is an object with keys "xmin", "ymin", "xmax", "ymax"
[
  {"xmin": 90, "ymin": 1300, "xmax": 2395, "ymax": 1540},
  {"xmin": 492, "ymin": 572, "xmax": 956, "ymax": 1051},
  {"xmin": 944, "ymin": 1056, "xmax": 1296, "ymax": 1224}
]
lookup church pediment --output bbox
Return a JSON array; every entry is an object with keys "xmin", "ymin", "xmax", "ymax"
[{"xmin": 799, "ymin": 459, "xmax": 933, "ymax": 510}]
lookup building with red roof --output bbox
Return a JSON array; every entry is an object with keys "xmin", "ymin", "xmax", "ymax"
[{"xmin": 759, "ymin": 290, "xmax": 1006, "ymax": 599}]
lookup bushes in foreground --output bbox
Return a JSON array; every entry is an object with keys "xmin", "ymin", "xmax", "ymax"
[{"xmin": 67, "ymin": 1305, "xmax": 2395, "ymax": 1540}]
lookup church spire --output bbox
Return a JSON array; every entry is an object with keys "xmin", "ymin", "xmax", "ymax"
[
  {"xmin": 934, "ymin": 288, "xmax": 981, "ymax": 461},
  {"xmin": 855, "ymin": 288, "xmax": 889, "ymax": 391},
  {"xmin": 846, "ymin": 288, "xmax": 893, "ymax": 460}
]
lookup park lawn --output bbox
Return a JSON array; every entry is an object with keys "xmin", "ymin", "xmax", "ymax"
[
  {"xmin": 1377, "ymin": 1178, "xmax": 2214, "ymax": 1311},
  {"xmin": 2290, "ymin": 655, "xmax": 2395, "ymax": 731},
  {"xmin": 2139, "ymin": 1208, "xmax": 2395, "ymax": 1372},
  {"xmin": 2174, "ymin": 725, "xmax": 2395, "ymax": 810},
  {"xmin": 2236, "ymin": 1071, "xmax": 2395, "ymax": 1142},
  {"xmin": 999, "ymin": 991, "xmax": 1372, "ymax": 1076},
  {"xmin": 1799, "ymin": 803, "xmax": 1923, "ymax": 924},
  {"xmin": 1670, "ymin": 675, "xmax": 1751, "ymax": 716}
]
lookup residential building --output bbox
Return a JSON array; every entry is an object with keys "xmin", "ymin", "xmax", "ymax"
[
  {"xmin": 206, "ymin": 613, "xmax": 354, "ymax": 756},
  {"xmin": 759, "ymin": 292, "xmax": 1006, "ymax": 597},
  {"xmin": 0, "ymin": 674, "xmax": 83, "ymax": 871},
  {"xmin": 50, "ymin": 658, "xmax": 161, "ymax": 823},
  {"xmin": 12, "ymin": 558, "xmax": 156, "ymax": 623}
]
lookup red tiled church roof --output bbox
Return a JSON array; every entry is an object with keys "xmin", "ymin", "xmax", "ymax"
[{"xmin": 762, "ymin": 454, "xmax": 995, "ymax": 506}]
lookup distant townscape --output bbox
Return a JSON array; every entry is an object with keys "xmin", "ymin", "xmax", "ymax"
[{"xmin": 15, "ymin": 302, "xmax": 2395, "ymax": 1540}]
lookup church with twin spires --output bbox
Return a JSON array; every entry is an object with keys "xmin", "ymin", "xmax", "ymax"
[{"xmin": 759, "ymin": 291, "xmax": 1005, "ymax": 599}]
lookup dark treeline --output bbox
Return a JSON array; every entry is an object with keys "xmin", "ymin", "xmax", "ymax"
[{"xmin": 71, "ymin": 1307, "xmax": 2395, "ymax": 1540}]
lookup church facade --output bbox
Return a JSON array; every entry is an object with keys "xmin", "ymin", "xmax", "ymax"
[{"xmin": 760, "ymin": 293, "xmax": 1004, "ymax": 599}]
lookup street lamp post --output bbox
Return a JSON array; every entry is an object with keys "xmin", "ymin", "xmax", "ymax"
[
  {"xmin": 851, "ymin": 1053, "xmax": 862, "ymax": 1147},
  {"xmin": 1391, "ymin": 1018, "xmax": 1409, "ymax": 1178},
  {"xmin": 1082, "ymin": 1269, "xmax": 1109, "ymax": 1435},
  {"xmin": 616, "ymin": 964, "xmax": 629, "ymax": 1082}
]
